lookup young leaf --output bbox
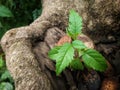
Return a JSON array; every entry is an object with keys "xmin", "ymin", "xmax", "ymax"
[
  {"xmin": 56, "ymin": 43, "xmax": 74, "ymax": 75},
  {"xmin": 67, "ymin": 10, "xmax": 82, "ymax": 39},
  {"xmin": 70, "ymin": 59, "xmax": 84, "ymax": 70},
  {"xmin": 82, "ymin": 49, "xmax": 107, "ymax": 72},
  {"xmin": 48, "ymin": 46, "xmax": 61, "ymax": 61},
  {"xmin": 0, "ymin": 5, "xmax": 13, "ymax": 17},
  {"xmin": 72, "ymin": 40, "xmax": 86, "ymax": 49}
]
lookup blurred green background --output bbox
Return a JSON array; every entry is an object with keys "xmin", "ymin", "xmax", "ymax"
[
  {"xmin": 0, "ymin": 0, "xmax": 42, "ymax": 89},
  {"xmin": 0, "ymin": 0, "xmax": 42, "ymax": 39}
]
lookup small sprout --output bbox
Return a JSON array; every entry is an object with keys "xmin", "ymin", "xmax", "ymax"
[{"xmin": 48, "ymin": 10, "xmax": 107, "ymax": 75}]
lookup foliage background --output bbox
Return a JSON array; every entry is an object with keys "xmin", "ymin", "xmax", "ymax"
[
  {"xmin": 0, "ymin": 0, "xmax": 42, "ymax": 89},
  {"xmin": 0, "ymin": 0, "xmax": 42, "ymax": 39}
]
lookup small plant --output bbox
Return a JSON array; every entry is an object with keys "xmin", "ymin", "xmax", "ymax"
[{"xmin": 48, "ymin": 10, "xmax": 107, "ymax": 75}]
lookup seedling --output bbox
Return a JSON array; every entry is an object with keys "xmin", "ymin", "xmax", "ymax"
[{"xmin": 48, "ymin": 10, "xmax": 107, "ymax": 75}]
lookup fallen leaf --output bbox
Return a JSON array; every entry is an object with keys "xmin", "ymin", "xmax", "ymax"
[{"xmin": 56, "ymin": 35, "xmax": 72, "ymax": 46}]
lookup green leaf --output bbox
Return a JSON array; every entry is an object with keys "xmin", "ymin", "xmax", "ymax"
[
  {"xmin": 82, "ymin": 49, "xmax": 107, "ymax": 72},
  {"xmin": 1, "ymin": 70, "xmax": 14, "ymax": 83},
  {"xmin": 48, "ymin": 46, "xmax": 61, "ymax": 61},
  {"xmin": 0, "ymin": 56, "xmax": 5, "ymax": 69},
  {"xmin": 0, "ymin": 5, "xmax": 13, "ymax": 17},
  {"xmin": 0, "ymin": 82, "xmax": 13, "ymax": 90},
  {"xmin": 72, "ymin": 40, "xmax": 86, "ymax": 49},
  {"xmin": 56, "ymin": 43, "xmax": 74, "ymax": 75},
  {"xmin": 32, "ymin": 9, "xmax": 42, "ymax": 20},
  {"xmin": 67, "ymin": 10, "xmax": 82, "ymax": 39},
  {"xmin": 70, "ymin": 59, "xmax": 84, "ymax": 70}
]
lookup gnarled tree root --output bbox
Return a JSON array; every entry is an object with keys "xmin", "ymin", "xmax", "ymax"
[{"xmin": 1, "ymin": 0, "xmax": 120, "ymax": 90}]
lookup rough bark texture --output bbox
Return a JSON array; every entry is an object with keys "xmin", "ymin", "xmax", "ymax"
[{"xmin": 0, "ymin": 0, "xmax": 120, "ymax": 90}]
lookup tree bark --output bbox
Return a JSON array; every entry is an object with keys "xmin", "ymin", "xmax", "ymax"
[{"xmin": 0, "ymin": 0, "xmax": 120, "ymax": 90}]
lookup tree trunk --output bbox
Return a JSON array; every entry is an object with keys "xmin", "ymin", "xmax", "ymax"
[{"xmin": 1, "ymin": 0, "xmax": 120, "ymax": 90}]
